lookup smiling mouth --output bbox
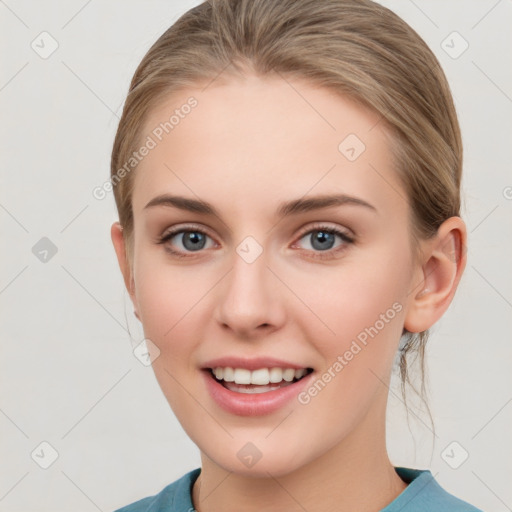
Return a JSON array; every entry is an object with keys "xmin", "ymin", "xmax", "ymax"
[{"xmin": 206, "ymin": 367, "xmax": 314, "ymax": 394}]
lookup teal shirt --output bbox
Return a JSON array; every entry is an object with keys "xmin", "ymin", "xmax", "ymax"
[{"xmin": 114, "ymin": 467, "xmax": 483, "ymax": 511}]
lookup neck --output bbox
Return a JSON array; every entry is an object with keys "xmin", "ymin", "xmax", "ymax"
[{"xmin": 192, "ymin": 393, "xmax": 408, "ymax": 512}]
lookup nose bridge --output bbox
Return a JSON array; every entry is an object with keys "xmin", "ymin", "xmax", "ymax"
[{"xmin": 215, "ymin": 234, "xmax": 283, "ymax": 333}]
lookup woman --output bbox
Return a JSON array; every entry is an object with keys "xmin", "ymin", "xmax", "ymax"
[{"xmin": 110, "ymin": 0, "xmax": 482, "ymax": 510}]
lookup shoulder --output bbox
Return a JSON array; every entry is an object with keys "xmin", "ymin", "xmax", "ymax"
[
  {"xmin": 113, "ymin": 468, "xmax": 201, "ymax": 512},
  {"xmin": 384, "ymin": 467, "xmax": 484, "ymax": 512}
]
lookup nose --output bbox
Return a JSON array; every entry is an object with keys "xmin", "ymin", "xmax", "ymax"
[{"xmin": 214, "ymin": 244, "xmax": 286, "ymax": 338}]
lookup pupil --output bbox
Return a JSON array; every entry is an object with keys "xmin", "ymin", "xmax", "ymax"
[
  {"xmin": 183, "ymin": 232, "xmax": 206, "ymax": 251},
  {"xmin": 312, "ymin": 231, "xmax": 334, "ymax": 251}
]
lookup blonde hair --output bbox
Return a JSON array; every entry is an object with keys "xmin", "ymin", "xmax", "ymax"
[{"xmin": 111, "ymin": 0, "xmax": 462, "ymax": 426}]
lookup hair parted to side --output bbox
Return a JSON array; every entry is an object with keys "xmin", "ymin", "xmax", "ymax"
[{"xmin": 111, "ymin": 0, "xmax": 463, "ymax": 431}]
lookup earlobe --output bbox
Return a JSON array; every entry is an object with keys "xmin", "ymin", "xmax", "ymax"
[
  {"xmin": 404, "ymin": 216, "xmax": 467, "ymax": 333},
  {"xmin": 110, "ymin": 222, "xmax": 137, "ymax": 308}
]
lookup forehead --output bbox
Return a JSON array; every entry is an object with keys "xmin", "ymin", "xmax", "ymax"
[{"xmin": 131, "ymin": 73, "xmax": 405, "ymax": 219}]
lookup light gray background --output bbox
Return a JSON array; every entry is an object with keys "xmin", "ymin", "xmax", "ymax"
[{"xmin": 1, "ymin": 1, "xmax": 511, "ymax": 511}]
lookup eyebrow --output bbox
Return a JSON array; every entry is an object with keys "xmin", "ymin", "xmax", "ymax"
[{"xmin": 143, "ymin": 193, "xmax": 377, "ymax": 217}]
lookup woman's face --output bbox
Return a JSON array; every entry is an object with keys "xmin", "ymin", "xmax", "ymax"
[{"xmin": 124, "ymin": 73, "xmax": 420, "ymax": 476}]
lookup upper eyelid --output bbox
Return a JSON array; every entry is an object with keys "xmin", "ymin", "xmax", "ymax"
[
  {"xmin": 160, "ymin": 221, "xmax": 350, "ymax": 235},
  {"xmin": 295, "ymin": 222, "xmax": 353, "ymax": 238},
  {"xmin": 160, "ymin": 223, "xmax": 213, "ymax": 237}
]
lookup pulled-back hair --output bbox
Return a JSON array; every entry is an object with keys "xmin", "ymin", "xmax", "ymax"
[{"xmin": 111, "ymin": 0, "xmax": 463, "ymax": 430}]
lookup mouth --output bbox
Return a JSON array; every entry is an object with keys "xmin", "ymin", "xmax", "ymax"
[{"xmin": 204, "ymin": 366, "xmax": 314, "ymax": 394}]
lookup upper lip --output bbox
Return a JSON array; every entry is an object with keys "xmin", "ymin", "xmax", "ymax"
[{"xmin": 201, "ymin": 356, "xmax": 312, "ymax": 371}]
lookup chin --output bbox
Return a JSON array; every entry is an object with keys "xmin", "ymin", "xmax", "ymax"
[{"xmin": 204, "ymin": 442, "xmax": 311, "ymax": 479}]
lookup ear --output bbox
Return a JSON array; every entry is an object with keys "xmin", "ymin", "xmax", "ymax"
[
  {"xmin": 404, "ymin": 216, "xmax": 467, "ymax": 333},
  {"xmin": 110, "ymin": 222, "xmax": 140, "ymax": 320}
]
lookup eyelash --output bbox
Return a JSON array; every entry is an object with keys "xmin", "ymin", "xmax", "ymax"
[
  {"xmin": 157, "ymin": 223, "xmax": 355, "ymax": 260},
  {"xmin": 293, "ymin": 224, "xmax": 354, "ymax": 260},
  {"xmin": 157, "ymin": 225, "xmax": 213, "ymax": 259}
]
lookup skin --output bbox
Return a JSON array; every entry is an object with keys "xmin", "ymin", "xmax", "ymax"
[{"xmin": 111, "ymin": 72, "xmax": 467, "ymax": 512}]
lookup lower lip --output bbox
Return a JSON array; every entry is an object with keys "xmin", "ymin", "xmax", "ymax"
[{"xmin": 201, "ymin": 369, "xmax": 314, "ymax": 416}]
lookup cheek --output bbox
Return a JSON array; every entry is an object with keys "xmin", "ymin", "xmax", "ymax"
[
  {"xmin": 135, "ymin": 270, "xmax": 182, "ymax": 339},
  {"xmin": 288, "ymin": 246, "xmax": 411, "ymax": 417},
  {"xmin": 134, "ymin": 248, "xmax": 203, "ymax": 335},
  {"xmin": 292, "ymin": 261, "xmax": 408, "ymax": 431},
  {"xmin": 335, "ymin": 264, "xmax": 405, "ymax": 342},
  {"xmin": 133, "ymin": 257, "xmax": 218, "ymax": 373},
  {"xmin": 133, "ymin": 261, "xmax": 208, "ymax": 413},
  {"xmin": 133, "ymin": 263, "xmax": 189, "ymax": 376},
  {"xmin": 294, "ymin": 249, "xmax": 409, "ymax": 345}
]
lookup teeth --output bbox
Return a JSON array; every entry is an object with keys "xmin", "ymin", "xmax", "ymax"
[
  {"xmin": 251, "ymin": 368, "xmax": 269, "ymax": 385},
  {"xmin": 224, "ymin": 381, "xmax": 295, "ymax": 394},
  {"xmin": 269, "ymin": 367, "xmax": 282, "ymax": 383},
  {"xmin": 211, "ymin": 367, "xmax": 309, "ymax": 385},
  {"xmin": 295, "ymin": 368, "xmax": 307, "ymax": 380},
  {"xmin": 223, "ymin": 367, "xmax": 235, "ymax": 382},
  {"xmin": 283, "ymin": 368, "xmax": 295, "ymax": 382}
]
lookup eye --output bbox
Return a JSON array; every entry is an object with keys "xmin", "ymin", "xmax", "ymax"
[
  {"xmin": 157, "ymin": 223, "xmax": 354, "ymax": 260},
  {"xmin": 157, "ymin": 225, "xmax": 216, "ymax": 257},
  {"xmin": 292, "ymin": 224, "xmax": 354, "ymax": 259}
]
